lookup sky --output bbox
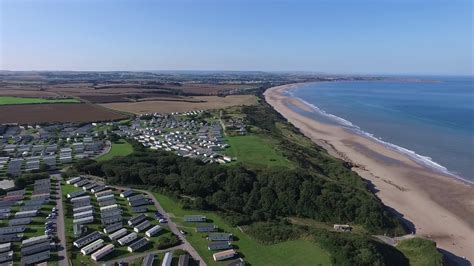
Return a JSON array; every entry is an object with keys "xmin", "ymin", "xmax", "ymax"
[{"xmin": 0, "ymin": 0, "xmax": 472, "ymax": 75}]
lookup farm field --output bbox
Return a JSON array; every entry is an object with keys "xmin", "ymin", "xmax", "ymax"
[
  {"xmin": 0, "ymin": 96, "xmax": 80, "ymax": 105},
  {"xmin": 97, "ymin": 140, "xmax": 134, "ymax": 162},
  {"xmin": 152, "ymin": 192, "xmax": 331, "ymax": 266},
  {"xmin": 0, "ymin": 103, "xmax": 128, "ymax": 124},
  {"xmin": 224, "ymin": 134, "xmax": 294, "ymax": 169},
  {"xmin": 100, "ymin": 95, "xmax": 258, "ymax": 114}
]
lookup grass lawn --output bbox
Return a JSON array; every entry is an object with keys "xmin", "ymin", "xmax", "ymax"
[
  {"xmin": 0, "ymin": 96, "xmax": 80, "ymax": 105},
  {"xmin": 97, "ymin": 139, "xmax": 134, "ymax": 162},
  {"xmin": 152, "ymin": 192, "xmax": 331, "ymax": 266},
  {"xmin": 397, "ymin": 238, "xmax": 443, "ymax": 266},
  {"xmin": 224, "ymin": 135, "xmax": 294, "ymax": 169}
]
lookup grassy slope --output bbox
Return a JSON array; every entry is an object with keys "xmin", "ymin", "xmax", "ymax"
[
  {"xmin": 224, "ymin": 134, "xmax": 294, "ymax": 169},
  {"xmin": 97, "ymin": 139, "xmax": 134, "ymax": 162},
  {"xmin": 397, "ymin": 238, "xmax": 443, "ymax": 266},
  {"xmin": 152, "ymin": 192, "xmax": 331, "ymax": 266},
  {"xmin": 0, "ymin": 96, "xmax": 80, "ymax": 105}
]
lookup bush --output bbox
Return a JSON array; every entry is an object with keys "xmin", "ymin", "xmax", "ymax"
[{"xmin": 156, "ymin": 234, "xmax": 181, "ymax": 249}]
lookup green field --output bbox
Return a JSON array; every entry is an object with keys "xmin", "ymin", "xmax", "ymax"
[
  {"xmin": 97, "ymin": 139, "xmax": 134, "ymax": 162},
  {"xmin": 397, "ymin": 238, "xmax": 443, "ymax": 266},
  {"xmin": 224, "ymin": 135, "xmax": 294, "ymax": 168},
  {"xmin": 0, "ymin": 96, "xmax": 80, "ymax": 105},
  {"xmin": 152, "ymin": 192, "xmax": 331, "ymax": 266}
]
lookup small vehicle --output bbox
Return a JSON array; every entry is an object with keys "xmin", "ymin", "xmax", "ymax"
[
  {"xmin": 179, "ymin": 230, "xmax": 186, "ymax": 235},
  {"xmin": 159, "ymin": 218, "xmax": 167, "ymax": 223}
]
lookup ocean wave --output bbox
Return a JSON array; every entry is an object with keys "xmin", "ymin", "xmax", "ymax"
[{"xmin": 293, "ymin": 97, "xmax": 472, "ymax": 184}]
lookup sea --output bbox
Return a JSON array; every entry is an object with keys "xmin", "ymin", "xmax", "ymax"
[{"xmin": 288, "ymin": 76, "xmax": 474, "ymax": 182}]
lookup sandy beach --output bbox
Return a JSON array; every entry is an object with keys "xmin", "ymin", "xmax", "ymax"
[{"xmin": 264, "ymin": 84, "xmax": 474, "ymax": 263}]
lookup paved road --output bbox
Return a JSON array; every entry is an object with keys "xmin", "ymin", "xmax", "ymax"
[
  {"xmin": 52, "ymin": 174, "xmax": 69, "ymax": 266},
  {"xmin": 112, "ymin": 185, "xmax": 207, "ymax": 266}
]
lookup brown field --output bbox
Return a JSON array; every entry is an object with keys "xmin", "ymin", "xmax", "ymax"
[
  {"xmin": 0, "ymin": 103, "xmax": 128, "ymax": 124},
  {"xmin": 100, "ymin": 95, "xmax": 258, "ymax": 114}
]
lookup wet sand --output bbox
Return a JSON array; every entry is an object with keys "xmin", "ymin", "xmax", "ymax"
[{"xmin": 264, "ymin": 84, "xmax": 474, "ymax": 263}]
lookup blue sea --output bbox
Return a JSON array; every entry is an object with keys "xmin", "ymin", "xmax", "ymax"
[{"xmin": 289, "ymin": 77, "xmax": 474, "ymax": 182}]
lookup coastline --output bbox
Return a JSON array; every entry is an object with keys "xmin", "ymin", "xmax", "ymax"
[{"xmin": 264, "ymin": 83, "xmax": 474, "ymax": 263}]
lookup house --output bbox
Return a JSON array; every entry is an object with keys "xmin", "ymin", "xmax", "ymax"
[
  {"xmin": 208, "ymin": 233, "xmax": 233, "ymax": 241},
  {"xmin": 162, "ymin": 251, "xmax": 173, "ymax": 266},
  {"xmin": 212, "ymin": 249, "xmax": 236, "ymax": 261},
  {"xmin": 91, "ymin": 244, "xmax": 114, "ymax": 261},
  {"xmin": 208, "ymin": 241, "xmax": 232, "ymax": 251},
  {"xmin": 183, "ymin": 215, "xmax": 206, "ymax": 222}
]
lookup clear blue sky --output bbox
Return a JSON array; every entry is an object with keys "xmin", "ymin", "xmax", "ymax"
[{"xmin": 1, "ymin": 0, "xmax": 472, "ymax": 75}]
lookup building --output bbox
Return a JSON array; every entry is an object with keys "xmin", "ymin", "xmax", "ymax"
[
  {"xmin": 91, "ymin": 185, "xmax": 107, "ymax": 193},
  {"xmin": 70, "ymin": 195, "xmax": 90, "ymax": 203},
  {"xmin": 208, "ymin": 233, "xmax": 233, "ymax": 241},
  {"xmin": 21, "ymin": 235, "xmax": 49, "ymax": 247},
  {"xmin": 333, "ymin": 224, "xmax": 352, "ymax": 232},
  {"xmin": 226, "ymin": 258, "xmax": 246, "ymax": 266},
  {"xmin": 133, "ymin": 220, "xmax": 151, "ymax": 233},
  {"xmin": 21, "ymin": 250, "xmax": 50, "ymax": 265},
  {"xmin": 120, "ymin": 190, "xmax": 134, "ymax": 198},
  {"xmin": 21, "ymin": 241, "xmax": 51, "ymax": 256},
  {"xmin": 0, "ymin": 226, "xmax": 26, "ymax": 235},
  {"xmin": 14, "ymin": 210, "xmax": 38, "ymax": 218},
  {"xmin": 162, "ymin": 251, "xmax": 173, "ymax": 266},
  {"xmin": 117, "ymin": 232, "xmax": 137, "ymax": 246},
  {"xmin": 196, "ymin": 224, "xmax": 218, "ymax": 233},
  {"xmin": 73, "ymin": 205, "xmax": 93, "ymax": 213},
  {"xmin": 128, "ymin": 214, "xmax": 147, "ymax": 227},
  {"xmin": 208, "ymin": 241, "xmax": 232, "ymax": 251},
  {"xmin": 100, "ymin": 204, "xmax": 119, "ymax": 212},
  {"xmin": 73, "ymin": 210, "xmax": 93, "ymax": 219},
  {"xmin": 142, "ymin": 253, "xmax": 154, "ymax": 266},
  {"xmin": 73, "ymin": 231, "xmax": 102, "ymax": 248},
  {"xmin": 103, "ymin": 223, "xmax": 122, "ymax": 234},
  {"xmin": 81, "ymin": 239, "xmax": 104, "ymax": 255},
  {"xmin": 8, "ymin": 217, "xmax": 32, "ymax": 226},
  {"xmin": 213, "ymin": 249, "xmax": 236, "ymax": 261},
  {"xmin": 178, "ymin": 254, "xmax": 190, "ymax": 266},
  {"xmin": 0, "ymin": 250, "xmax": 12, "ymax": 264},
  {"xmin": 97, "ymin": 194, "xmax": 114, "ymax": 202},
  {"xmin": 101, "ymin": 215, "xmax": 122, "ymax": 226},
  {"xmin": 91, "ymin": 244, "xmax": 114, "ymax": 261},
  {"xmin": 0, "ymin": 243, "xmax": 11, "ymax": 253},
  {"xmin": 67, "ymin": 191, "xmax": 86, "ymax": 199},
  {"xmin": 109, "ymin": 228, "xmax": 127, "ymax": 241},
  {"xmin": 145, "ymin": 225, "xmax": 162, "ymax": 238},
  {"xmin": 127, "ymin": 237, "xmax": 149, "ymax": 252},
  {"xmin": 66, "ymin": 176, "xmax": 81, "ymax": 185},
  {"xmin": 95, "ymin": 190, "xmax": 113, "ymax": 198},
  {"xmin": 183, "ymin": 215, "xmax": 206, "ymax": 222},
  {"xmin": 73, "ymin": 215, "xmax": 94, "ymax": 225}
]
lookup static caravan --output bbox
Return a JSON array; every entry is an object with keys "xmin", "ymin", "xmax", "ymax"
[
  {"xmin": 208, "ymin": 241, "xmax": 232, "ymax": 251},
  {"xmin": 100, "ymin": 209, "xmax": 122, "ymax": 219},
  {"xmin": 74, "ymin": 180, "xmax": 89, "ymax": 188},
  {"xmin": 95, "ymin": 190, "xmax": 113, "ymax": 198},
  {"xmin": 128, "ymin": 214, "xmax": 147, "ymax": 226},
  {"xmin": 73, "ymin": 210, "xmax": 94, "ymax": 219},
  {"xmin": 129, "ymin": 198, "xmax": 148, "ymax": 207},
  {"xmin": 14, "ymin": 210, "xmax": 38, "ymax": 218},
  {"xmin": 99, "ymin": 204, "xmax": 119, "ymax": 212},
  {"xmin": 145, "ymin": 225, "xmax": 162, "ymax": 238},
  {"xmin": 96, "ymin": 194, "xmax": 114, "ymax": 202},
  {"xmin": 120, "ymin": 190, "xmax": 134, "ymax": 198},
  {"xmin": 133, "ymin": 220, "xmax": 151, "ymax": 233},
  {"xmin": 162, "ymin": 251, "xmax": 173, "ymax": 266},
  {"xmin": 98, "ymin": 199, "xmax": 116, "ymax": 207},
  {"xmin": 73, "ymin": 205, "xmax": 93, "ymax": 213},
  {"xmin": 208, "ymin": 233, "xmax": 233, "ymax": 241},
  {"xmin": 108, "ymin": 228, "xmax": 127, "ymax": 241},
  {"xmin": 143, "ymin": 253, "xmax": 154, "ymax": 266},
  {"xmin": 70, "ymin": 195, "xmax": 90, "ymax": 203},
  {"xmin": 0, "ymin": 226, "xmax": 26, "ymax": 235},
  {"xmin": 66, "ymin": 177, "xmax": 81, "ymax": 185},
  {"xmin": 81, "ymin": 239, "xmax": 104, "ymax": 255},
  {"xmin": 73, "ymin": 215, "xmax": 94, "ymax": 225},
  {"xmin": 8, "ymin": 217, "xmax": 32, "ymax": 226},
  {"xmin": 178, "ymin": 254, "xmax": 190, "ymax": 266},
  {"xmin": 0, "ymin": 243, "xmax": 10, "ymax": 253},
  {"xmin": 103, "ymin": 223, "xmax": 122, "ymax": 234},
  {"xmin": 21, "ymin": 235, "xmax": 49, "ymax": 248},
  {"xmin": 0, "ymin": 251, "xmax": 13, "ymax": 263},
  {"xmin": 212, "ymin": 249, "xmax": 236, "ymax": 262},
  {"xmin": 117, "ymin": 232, "xmax": 137, "ymax": 246},
  {"xmin": 83, "ymin": 183, "xmax": 98, "ymax": 191},
  {"xmin": 91, "ymin": 244, "xmax": 114, "ymax": 261},
  {"xmin": 127, "ymin": 237, "xmax": 149, "ymax": 252},
  {"xmin": 183, "ymin": 215, "xmax": 206, "ymax": 222},
  {"xmin": 73, "ymin": 231, "xmax": 102, "ymax": 248},
  {"xmin": 127, "ymin": 194, "xmax": 143, "ymax": 202},
  {"xmin": 101, "ymin": 215, "xmax": 122, "ymax": 226},
  {"xmin": 67, "ymin": 191, "xmax": 86, "ymax": 199},
  {"xmin": 91, "ymin": 185, "xmax": 107, "ymax": 193},
  {"xmin": 21, "ymin": 250, "xmax": 50, "ymax": 265},
  {"xmin": 21, "ymin": 241, "xmax": 51, "ymax": 256}
]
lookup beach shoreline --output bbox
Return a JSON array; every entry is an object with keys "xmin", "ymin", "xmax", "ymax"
[{"xmin": 264, "ymin": 83, "xmax": 474, "ymax": 263}]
